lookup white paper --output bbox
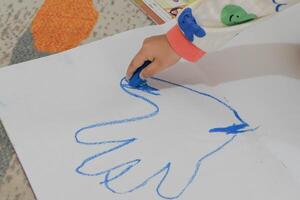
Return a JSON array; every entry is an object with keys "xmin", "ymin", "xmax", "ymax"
[{"xmin": 0, "ymin": 4, "xmax": 300, "ymax": 200}]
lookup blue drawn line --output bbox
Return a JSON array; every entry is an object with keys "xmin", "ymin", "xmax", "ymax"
[
  {"xmin": 102, "ymin": 134, "xmax": 237, "ymax": 200},
  {"xmin": 75, "ymin": 77, "xmax": 256, "ymax": 199},
  {"xmin": 272, "ymin": 0, "xmax": 288, "ymax": 12},
  {"xmin": 152, "ymin": 77, "xmax": 256, "ymax": 134}
]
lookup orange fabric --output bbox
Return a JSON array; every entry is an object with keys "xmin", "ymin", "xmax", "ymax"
[
  {"xmin": 31, "ymin": 0, "xmax": 99, "ymax": 53},
  {"xmin": 167, "ymin": 25, "xmax": 206, "ymax": 62}
]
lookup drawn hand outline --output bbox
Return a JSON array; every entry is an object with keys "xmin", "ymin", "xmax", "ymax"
[{"xmin": 75, "ymin": 77, "xmax": 256, "ymax": 199}]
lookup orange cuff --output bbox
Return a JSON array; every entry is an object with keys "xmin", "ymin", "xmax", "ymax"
[{"xmin": 166, "ymin": 25, "xmax": 206, "ymax": 63}]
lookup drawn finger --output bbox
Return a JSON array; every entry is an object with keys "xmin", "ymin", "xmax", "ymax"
[
  {"xmin": 75, "ymin": 138, "xmax": 137, "ymax": 177},
  {"xmin": 155, "ymin": 137, "xmax": 234, "ymax": 199},
  {"xmin": 155, "ymin": 160, "xmax": 199, "ymax": 199},
  {"xmin": 102, "ymin": 156, "xmax": 169, "ymax": 194}
]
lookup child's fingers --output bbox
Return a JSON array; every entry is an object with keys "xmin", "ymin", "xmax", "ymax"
[
  {"xmin": 140, "ymin": 60, "xmax": 162, "ymax": 79},
  {"xmin": 126, "ymin": 50, "xmax": 147, "ymax": 80}
]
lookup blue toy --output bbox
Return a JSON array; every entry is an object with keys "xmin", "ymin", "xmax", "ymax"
[{"xmin": 178, "ymin": 8, "xmax": 206, "ymax": 42}]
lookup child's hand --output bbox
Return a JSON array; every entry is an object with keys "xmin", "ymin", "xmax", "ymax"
[{"xmin": 126, "ymin": 35, "xmax": 181, "ymax": 80}]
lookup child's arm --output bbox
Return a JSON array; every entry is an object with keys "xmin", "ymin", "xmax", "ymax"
[{"xmin": 126, "ymin": 0, "xmax": 298, "ymax": 80}]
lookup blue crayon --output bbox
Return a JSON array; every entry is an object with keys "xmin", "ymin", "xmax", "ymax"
[
  {"xmin": 128, "ymin": 60, "xmax": 159, "ymax": 95},
  {"xmin": 128, "ymin": 60, "xmax": 152, "ymax": 88}
]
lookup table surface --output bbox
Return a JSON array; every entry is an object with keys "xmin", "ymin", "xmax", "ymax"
[{"xmin": 0, "ymin": 0, "xmax": 153, "ymax": 199}]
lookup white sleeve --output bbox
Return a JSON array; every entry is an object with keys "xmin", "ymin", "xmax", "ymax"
[{"xmin": 166, "ymin": 0, "xmax": 299, "ymax": 62}]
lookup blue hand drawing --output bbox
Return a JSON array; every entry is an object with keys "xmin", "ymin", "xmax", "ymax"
[
  {"xmin": 272, "ymin": 0, "xmax": 288, "ymax": 12},
  {"xmin": 178, "ymin": 8, "xmax": 206, "ymax": 42},
  {"xmin": 75, "ymin": 77, "xmax": 256, "ymax": 199}
]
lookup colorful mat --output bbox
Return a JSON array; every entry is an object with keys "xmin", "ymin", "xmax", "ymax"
[{"xmin": 0, "ymin": 0, "xmax": 153, "ymax": 67}]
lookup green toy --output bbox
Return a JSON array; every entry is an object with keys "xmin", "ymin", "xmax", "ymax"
[{"xmin": 221, "ymin": 4, "xmax": 257, "ymax": 26}]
